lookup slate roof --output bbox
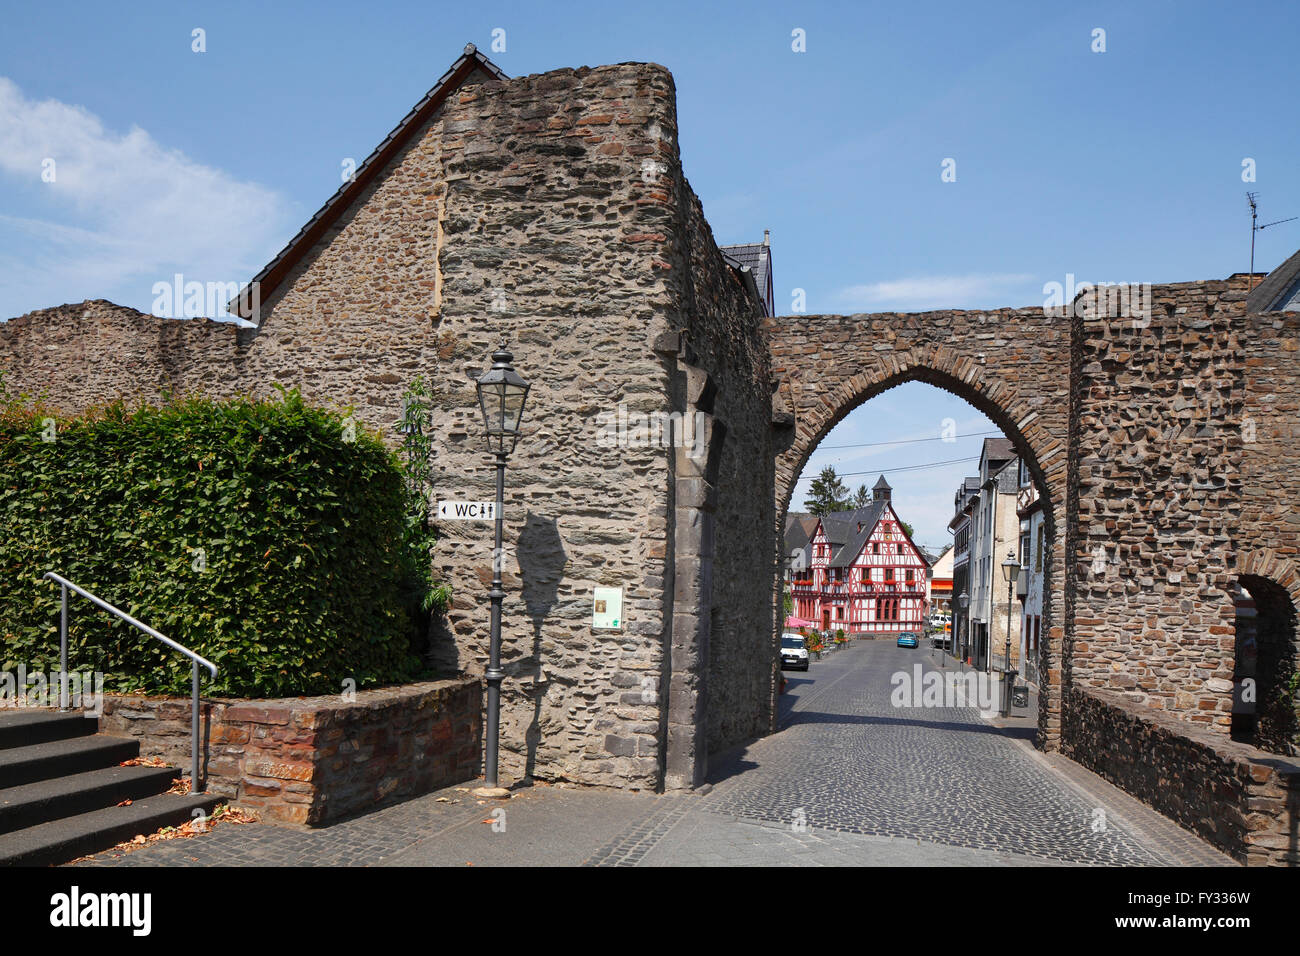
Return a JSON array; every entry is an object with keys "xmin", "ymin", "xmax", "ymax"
[
  {"xmin": 720, "ymin": 240, "xmax": 773, "ymax": 317},
  {"xmin": 783, "ymin": 512, "xmax": 818, "ymax": 565},
  {"xmin": 228, "ymin": 44, "xmax": 510, "ymax": 320},
  {"xmin": 980, "ymin": 437, "xmax": 1016, "ymax": 469},
  {"xmin": 720, "ymin": 243, "xmax": 770, "ymax": 293},
  {"xmin": 819, "ymin": 500, "xmax": 888, "ymax": 569},
  {"xmin": 1246, "ymin": 246, "xmax": 1300, "ymax": 313}
]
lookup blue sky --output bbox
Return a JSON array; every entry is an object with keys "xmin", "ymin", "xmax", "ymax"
[{"xmin": 2, "ymin": 1, "xmax": 1297, "ymax": 542}]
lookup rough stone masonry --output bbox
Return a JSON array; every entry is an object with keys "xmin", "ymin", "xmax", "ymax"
[{"xmin": 1, "ymin": 49, "xmax": 1297, "ymax": 861}]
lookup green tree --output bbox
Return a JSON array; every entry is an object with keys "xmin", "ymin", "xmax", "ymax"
[
  {"xmin": 852, "ymin": 484, "xmax": 871, "ymax": 508},
  {"xmin": 900, "ymin": 521, "xmax": 914, "ymax": 539},
  {"xmin": 804, "ymin": 466, "xmax": 852, "ymax": 515}
]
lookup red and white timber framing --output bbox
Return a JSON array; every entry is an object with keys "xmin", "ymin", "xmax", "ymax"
[{"xmin": 790, "ymin": 504, "xmax": 929, "ymax": 633}]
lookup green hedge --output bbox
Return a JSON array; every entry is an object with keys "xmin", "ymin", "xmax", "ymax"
[{"xmin": 0, "ymin": 388, "xmax": 428, "ymax": 697}]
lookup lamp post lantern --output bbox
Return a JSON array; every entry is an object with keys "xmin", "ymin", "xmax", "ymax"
[
  {"xmin": 1000, "ymin": 549, "xmax": 1021, "ymax": 716},
  {"xmin": 474, "ymin": 337, "xmax": 530, "ymax": 794}
]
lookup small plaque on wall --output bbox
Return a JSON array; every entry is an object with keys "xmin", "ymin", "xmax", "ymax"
[{"xmin": 593, "ymin": 587, "xmax": 623, "ymax": 629}]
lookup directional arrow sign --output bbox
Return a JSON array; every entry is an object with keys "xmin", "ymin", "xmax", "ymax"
[{"xmin": 437, "ymin": 500, "xmax": 498, "ymax": 520}]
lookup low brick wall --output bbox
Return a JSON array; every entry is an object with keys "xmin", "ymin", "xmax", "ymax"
[
  {"xmin": 1063, "ymin": 686, "xmax": 1300, "ymax": 865},
  {"xmin": 100, "ymin": 677, "xmax": 483, "ymax": 826}
]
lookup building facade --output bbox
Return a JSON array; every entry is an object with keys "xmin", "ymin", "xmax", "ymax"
[
  {"xmin": 927, "ymin": 546, "xmax": 954, "ymax": 617},
  {"xmin": 952, "ymin": 439, "xmax": 1021, "ymax": 669},
  {"xmin": 949, "ymin": 477, "xmax": 977, "ymax": 660},
  {"xmin": 787, "ymin": 477, "xmax": 930, "ymax": 635}
]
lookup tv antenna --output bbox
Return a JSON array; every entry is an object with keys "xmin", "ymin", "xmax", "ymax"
[{"xmin": 1248, "ymin": 192, "xmax": 1298, "ymax": 290}]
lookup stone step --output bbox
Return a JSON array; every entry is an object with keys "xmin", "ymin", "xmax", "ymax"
[
  {"xmin": 0, "ymin": 764, "xmax": 179, "ymax": 835},
  {"xmin": 0, "ymin": 735, "xmax": 139, "ymax": 788},
  {"xmin": 0, "ymin": 709, "xmax": 99, "ymax": 750},
  {"xmin": 0, "ymin": 793, "xmax": 221, "ymax": 866}
]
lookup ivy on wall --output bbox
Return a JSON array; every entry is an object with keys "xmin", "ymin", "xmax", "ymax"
[{"xmin": 0, "ymin": 384, "xmax": 436, "ymax": 698}]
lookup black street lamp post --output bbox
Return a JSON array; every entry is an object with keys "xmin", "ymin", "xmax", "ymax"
[
  {"xmin": 1000, "ymin": 549, "xmax": 1021, "ymax": 716},
  {"xmin": 474, "ymin": 338, "xmax": 530, "ymax": 793},
  {"xmin": 957, "ymin": 590, "xmax": 969, "ymax": 674}
]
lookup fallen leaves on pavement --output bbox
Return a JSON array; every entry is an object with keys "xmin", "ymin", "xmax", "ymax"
[
  {"xmin": 67, "ymin": 803, "xmax": 259, "ymax": 864},
  {"xmin": 118, "ymin": 756, "xmax": 169, "ymax": 768}
]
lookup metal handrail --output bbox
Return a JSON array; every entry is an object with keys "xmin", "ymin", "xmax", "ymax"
[{"xmin": 43, "ymin": 571, "xmax": 218, "ymax": 792}]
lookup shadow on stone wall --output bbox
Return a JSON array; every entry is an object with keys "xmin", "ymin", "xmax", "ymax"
[{"xmin": 517, "ymin": 513, "xmax": 566, "ymax": 780}]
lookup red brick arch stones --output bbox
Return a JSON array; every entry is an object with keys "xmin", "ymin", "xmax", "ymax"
[{"xmin": 765, "ymin": 307, "xmax": 1071, "ymax": 748}]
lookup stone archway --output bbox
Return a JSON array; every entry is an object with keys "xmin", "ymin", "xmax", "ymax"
[
  {"xmin": 1231, "ymin": 551, "xmax": 1300, "ymax": 755},
  {"xmin": 765, "ymin": 308, "xmax": 1073, "ymax": 749}
]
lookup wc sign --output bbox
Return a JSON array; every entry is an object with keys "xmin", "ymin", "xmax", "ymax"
[{"xmin": 437, "ymin": 501, "xmax": 498, "ymax": 520}]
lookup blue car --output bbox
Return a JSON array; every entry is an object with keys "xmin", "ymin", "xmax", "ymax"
[{"xmin": 896, "ymin": 632, "xmax": 919, "ymax": 648}]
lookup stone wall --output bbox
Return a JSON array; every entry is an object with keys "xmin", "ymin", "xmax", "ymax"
[
  {"xmin": 1069, "ymin": 279, "xmax": 1249, "ymax": 732},
  {"xmin": 659, "ymin": 173, "xmax": 775, "ymax": 778},
  {"xmin": 1063, "ymin": 684, "xmax": 1299, "ymax": 865},
  {"xmin": 100, "ymin": 677, "xmax": 482, "ymax": 825},
  {"xmin": 0, "ymin": 300, "xmax": 240, "ymax": 409},
  {"xmin": 416, "ymin": 62, "xmax": 686, "ymax": 790},
  {"xmin": 1237, "ymin": 306, "xmax": 1300, "ymax": 752}
]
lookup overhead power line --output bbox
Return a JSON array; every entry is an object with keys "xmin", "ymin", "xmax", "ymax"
[
  {"xmin": 834, "ymin": 455, "xmax": 980, "ymax": 478},
  {"xmin": 818, "ymin": 429, "xmax": 1003, "ymax": 451}
]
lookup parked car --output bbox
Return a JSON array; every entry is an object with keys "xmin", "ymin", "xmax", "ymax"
[
  {"xmin": 780, "ymin": 633, "xmax": 810, "ymax": 671},
  {"xmin": 897, "ymin": 632, "xmax": 919, "ymax": 649}
]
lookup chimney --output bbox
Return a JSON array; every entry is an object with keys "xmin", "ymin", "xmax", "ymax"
[{"xmin": 763, "ymin": 229, "xmax": 770, "ymax": 247}]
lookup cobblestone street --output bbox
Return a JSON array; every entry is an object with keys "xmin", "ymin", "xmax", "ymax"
[{"xmin": 79, "ymin": 642, "xmax": 1235, "ymax": 868}]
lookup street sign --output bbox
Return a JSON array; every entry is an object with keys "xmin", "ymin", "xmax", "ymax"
[{"xmin": 437, "ymin": 500, "xmax": 498, "ymax": 520}]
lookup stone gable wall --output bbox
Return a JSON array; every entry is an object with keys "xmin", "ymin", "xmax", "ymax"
[{"xmin": 1, "ymin": 62, "xmax": 696, "ymax": 791}]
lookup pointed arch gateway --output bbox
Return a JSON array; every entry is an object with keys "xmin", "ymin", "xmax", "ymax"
[{"xmin": 765, "ymin": 308, "xmax": 1074, "ymax": 750}]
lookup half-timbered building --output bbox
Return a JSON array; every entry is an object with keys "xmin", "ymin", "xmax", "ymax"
[{"xmin": 786, "ymin": 476, "xmax": 930, "ymax": 634}]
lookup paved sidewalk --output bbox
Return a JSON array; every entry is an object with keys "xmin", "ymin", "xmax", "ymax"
[{"xmin": 77, "ymin": 641, "xmax": 1237, "ymax": 868}]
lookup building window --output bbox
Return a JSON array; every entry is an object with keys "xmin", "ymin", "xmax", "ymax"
[{"xmin": 905, "ymin": 569, "xmax": 913, "ymax": 585}]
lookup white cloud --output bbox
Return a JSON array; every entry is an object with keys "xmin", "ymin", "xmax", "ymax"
[
  {"xmin": 836, "ymin": 273, "xmax": 1036, "ymax": 311},
  {"xmin": 0, "ymin": 77, "xmax": 295, "ymax": 319}
]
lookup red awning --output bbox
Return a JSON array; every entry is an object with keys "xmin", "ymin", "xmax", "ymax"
[{"xmin": 784, "ymin": 615, "xmax": 815, "ymax": 629}]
